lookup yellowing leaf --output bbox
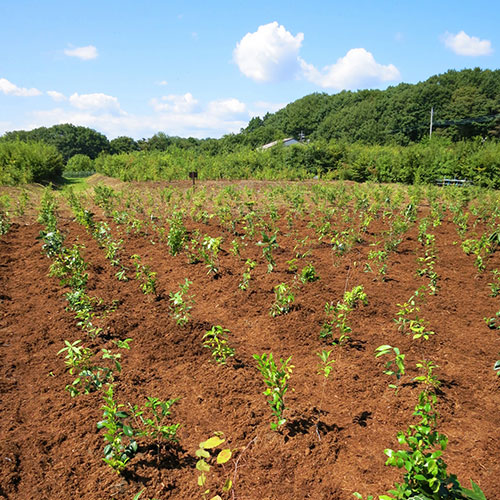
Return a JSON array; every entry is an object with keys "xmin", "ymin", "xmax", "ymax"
[
  {"xmin": 210, "ymin": 496, "xmax": 222, "ymax": 500},
  {"xmin": 201, "ymin": 436, "xmax": 225, "ymax": 449},
  {"xmin": 196, "ymin": 448, "xmax": 210, "ymax": 458},
  {"xmin": 216, "ymin": 448, "xmax": 232, "ymax": 464},
  {"xmin": 196, "ymin": 459, "xmax": 210, "ymax": 472},
  {"xmin": 222, "ymin": 478, "xmax": 233, "ymax": 492},
  {"xmin": 197, "ymin": 473, "xmax": 206, "ymax": 486}
]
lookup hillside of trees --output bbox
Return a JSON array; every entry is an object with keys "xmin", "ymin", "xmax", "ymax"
[{"xmin": 236, "ymin": 67, "xmax": 500, "ymax": 148}]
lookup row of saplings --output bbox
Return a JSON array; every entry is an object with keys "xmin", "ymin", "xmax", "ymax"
[{"xmin": 36, "ymin": 188, "xmax": 489, "ymax": 500}]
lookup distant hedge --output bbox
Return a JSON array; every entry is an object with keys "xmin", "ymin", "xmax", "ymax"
[
  {"xmin": 94, "ymin": 138, "xmax": 500, "ymax": 188},
  {"xmin": 0, "ymin": 141, "xmax": 64, "ymax": 185},
  {"xmin": 64, "ymin": 154, "xmax": 94, "ymax": 174}
]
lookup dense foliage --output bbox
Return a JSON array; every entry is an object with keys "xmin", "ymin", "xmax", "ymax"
[
  {"xmin": 1, "ymin": 124, "xmax": 109, "ymax": 161},
  {"xmin": 94, "ymin": 138, "xmax": 500, "ymax": 188},
  {"xmin": 0, "ymin": 141, "xmax": 63, "ymax": 185},
  {"xmin": 65, "ymin": 154, "xmax": 94, "ymax": 174},
  {"xmin": 236, "ymin": 68, "xmax": 500, "ymax": 148}
]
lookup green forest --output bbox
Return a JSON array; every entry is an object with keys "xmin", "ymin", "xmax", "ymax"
[{"xmin": 1, "ymin": 68, "xmax": 499, "ymax": 186}]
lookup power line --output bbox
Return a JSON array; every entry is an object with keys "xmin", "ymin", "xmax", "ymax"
[{"xmin": 388, "ymin": 112, "xmax": 500, "ymax": 135}]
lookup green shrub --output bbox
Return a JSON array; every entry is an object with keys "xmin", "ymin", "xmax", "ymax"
[
  {"xmin": 65, "ymin": 154, "xmax": 94, "ymax": 174},
  {"xmin": 0, "ymin": 140, "xmax": 63, "ymax": 185}
]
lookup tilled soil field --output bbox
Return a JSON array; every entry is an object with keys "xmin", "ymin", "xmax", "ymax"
[{"xmin": 0, "ymin": 180, "xmax": 499, "ymax": 499}]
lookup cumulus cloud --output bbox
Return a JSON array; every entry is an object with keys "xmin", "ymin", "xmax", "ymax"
[
  {"xmin": 300, "ymin": 48, "xmax": 400, "ymax": 90},
  {"xmin": 234, "ymin": 23, "xmax": 400, "ymax": 91},
  {"xmin": 64, "ymin": 45, "xmax": 98, "ymax": 60},
  {"xmin": 233, "ymin": 22, "xmax": 304, "ymax": 82},
  {"xmin": 19, "ymin": 87, "xmax": 253, "ymax": 139},
  {"xmin": 30, "ymin": 104, "xmax": 248, "ymax": 140},
  {"xmin": 442, "ymin": 31, "xmax": 493, "ymax": 56},
  {"xmin": 47, "ymin": 90, "xmax": 66, "ymax": 102},
  {"xmin": 150, "ymin": 92, "xmax": 199, "ymax": 113},
  {"xmin": 0, "ymin": 78, "xmax": 42, "ymax": 97},
  {"xmin": 69, "ymin": 92, "xmax": 123, "ymax": 114},
  {"xmin": 207, "ymin": 98, "xmax": 246, "ymax": 117}
]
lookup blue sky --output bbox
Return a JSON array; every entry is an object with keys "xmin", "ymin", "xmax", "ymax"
[{"xmin": 0, "ymin": 0, "xmax": 498, "ymax": 139}]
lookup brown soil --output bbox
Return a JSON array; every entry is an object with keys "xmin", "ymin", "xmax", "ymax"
[{"xmin": 0, "ymin": 181, "xmax": 499, "ymax": 500}]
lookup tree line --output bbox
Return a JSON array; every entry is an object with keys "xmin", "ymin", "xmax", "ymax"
[{"xmin": 0, "ymin": 68, "xmax": 498, "ymax": 185}]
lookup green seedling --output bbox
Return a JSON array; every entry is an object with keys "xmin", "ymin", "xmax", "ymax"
[
  {"xmin": 331, "ymin": 229, "xmax": 354, "ymax": 258},
  {"xmin": 253, "ymin": 353, "xmax": 293, "ymax": 431},
  {"xmin": 203, "ymin": 326, "xmax": 235, "ymax": 364},
  {"xmin": 300, "ymin": 263, "xmax": 320, "ymax": 283},
  {"xmin": 167, "ymin": 211, "xmax": 187, "ymax": 256},
  {"xmin": 270, "ymin": 282, "xmax": 295, "ymax": 317},
  {"xmin": 169, "ymin": 279, "xmax": 194, "ymax": 326},
  {"xmin": 394, "ymin": 288, "xmax": 435, "ymax": 340},
  {"xmin": 257, "ymin": 231, "xmax": 278, "ymax": 272},
  {"xmin": 131, "ymin": 397, "xmax": 180, "ymax": 460},
  {"xmin": 97, "ymin": 384, "xmax": 138, "ymax": 473},
  {"xmin": 375, "ymin": 345, "xmax": 406, "ymax": 392},
  {"xmin": 317, "ymin": 349, "xmax": 335, "ymax": 379},
  {"xmin": 131, "ymin": 254, "xmax": 157, "ymax": 295},
  {"xmin": 286, "ymin": 258, "xmax": 298, "ymax": 273},
  {"xmin": 320, "ymin": 285, "xmax": 367, "ymax": 345},
  {"xmin": 200, "ymin": 235, "xmax": 222, "ymax": 276},
  {"xmin": 488, "ymin": 269, "xmax": 500, "ymax": 297},
  {"xmin": 229, "ymin": 238, "xmax": 240, "ymax": 257},
  {"xmin": 238, "ymin": 259, "xmax": 256, "ymax": 291},
  {"xmin": 414, "ymin": 360, "xmax": 441, "ymax": 391},
  {"xmin": 462, "ymin": 235, "xmax": 492, "ymax": 272},
  {"xmin": 185, "ymin": 230, "xmax": 202, "ymax": 264},
  {"xmin": 364, "ymin": 250, "xmax": 388, "ymax": 280},
  {"xmin": 484, "ymin": 310, "xmax": 500, "ymax": 330},
  {"xmin": 115, "ymin": 267, "xmax": 129, "ymax": 281},
  {"xmin": 382, "ymin": 390, "xmax": 476, "ymax": 500},
  {"xmin": 58, "ymin": 339, "xmax": 131, "ymax": 396}
]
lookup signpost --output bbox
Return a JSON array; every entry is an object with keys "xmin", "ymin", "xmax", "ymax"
[{"xmin": 189, "ymin": 171, "xmax": 198, "ymax": 187}]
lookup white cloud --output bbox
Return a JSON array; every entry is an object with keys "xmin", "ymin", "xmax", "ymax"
[
  {"xmin": 207, "ymin": 98, "xmax": 246, "ymax": 117},
  {"xmin": 30, "ymin": 105, "xmax": 247, "ymax": 140},
  {"xmin": 253, "ymin": 101, "xmax": 286, "ymax": 113},
  {"xmin": 300, "ymin": 48, "xmax": 400, "ymax": 90},
  {"xmin": 233, "ymin": 23, "xmax": 400, "ymax": 91},
  {"xmin": 47, "ymin": 90, "xmax": 66, "ymax": 102},
  {"xmin": 443, "ymin": 31, "xmax": 493, "ymax": 56},
  {"xmin": 150, "ymin": 92, "xmax": 199, "ymax": 113},
  {"xmin": 0, "ymin": 120, "xmax": 12, "ymax": 136},
  {"xmin": 64, "ymin": 45, "xmax": 98, "ymax": 60},
  {"xmin": 0, "ymin": 78, "xmax": 42, "ymax": 97},
  {"xmin": 68, "ymin": 92, "xmax": 123, "ymax": 114},
  {"xmin": 28, "ymin": 91, "xmax": 250, "ymax": 139},
  {"xmin": 233, "ymin": 21, "xmax": 304, "ymax": 82},
  {"xmin": 249, "ymin": 101, "xmax": 286, "ymax": 117},
  {"xmin": 156, "ymin": 80, "xmax": 168, "ymax": 86}
]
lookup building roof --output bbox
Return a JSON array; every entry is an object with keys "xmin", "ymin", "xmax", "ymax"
[{"xmin": 259, "ymin": 137, "xmax": 299, "ymax": 150}]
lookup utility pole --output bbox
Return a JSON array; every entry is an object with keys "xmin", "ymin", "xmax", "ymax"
[{"xmin": 429, "ymin": 107, "xmax": 434, "ymax": 138}]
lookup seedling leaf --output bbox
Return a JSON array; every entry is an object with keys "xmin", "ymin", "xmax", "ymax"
[
  {"xmin": 201, "ymin": 436, "xmax": 225, "ymax": 449},
  {"xmin": 216, "ymin": 448, "xmax": 232, "ymax": 464}
]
